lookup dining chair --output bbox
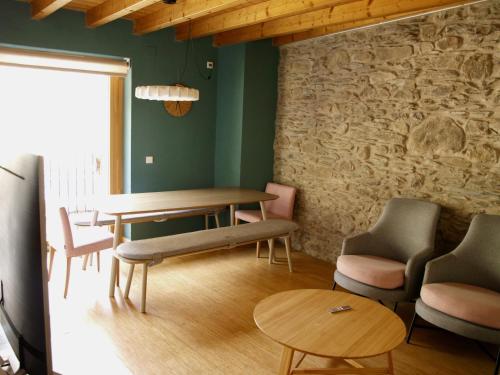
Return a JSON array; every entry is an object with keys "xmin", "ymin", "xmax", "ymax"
[
  {"xmin": 333, "ymin": 197, "xmax": 441, "ymax": 310},
  {"xmin": 53, "ymin": 207, "xmax": 113, "ymax": 298},
  {"xmin": 407, "ymin": 213, "xmax": 500, "ymax": 375},
  {"xmin": 234, "ymin": 182, "xmax": 297, "ymax": 260}
]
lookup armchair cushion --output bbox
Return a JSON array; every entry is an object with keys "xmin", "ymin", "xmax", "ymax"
[
  {"xmin": 421, "ymin": 282, "xmax": 500, "ymax": 329},
  {"xmin": 336, "ymin": 255, "xmax": 406, "ymax": 289}
]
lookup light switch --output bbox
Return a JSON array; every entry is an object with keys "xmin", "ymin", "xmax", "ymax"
[{"xmin": 145, "ymin": 156, "xmax": 154, "ymax": 164}]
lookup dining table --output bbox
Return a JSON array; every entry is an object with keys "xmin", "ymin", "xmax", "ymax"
[{"xmin": 96, "ymin": 187, "xmax": 278, "ymax": 298}]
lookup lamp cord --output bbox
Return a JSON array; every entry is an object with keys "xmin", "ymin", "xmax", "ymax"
[{"xmin": 178, "ymin": 22, "xmax": 212, "ymax": 83}]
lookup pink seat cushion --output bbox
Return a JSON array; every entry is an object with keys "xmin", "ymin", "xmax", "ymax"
[
  {"xmin": 336, "ymin": 255, "xmax": 406, "ymax": 289},
  {"xmin": 421, "ymin": 283, "xmax": 500, "ymax": 329},
  {"xmin": 235, "ymin": 210, "xmax": 284, "ymax": 223}
]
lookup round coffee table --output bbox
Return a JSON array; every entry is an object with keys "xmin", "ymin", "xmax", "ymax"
[{"xmin": 254, "ymin": 289, "xmax": 406, "ymax": 375}]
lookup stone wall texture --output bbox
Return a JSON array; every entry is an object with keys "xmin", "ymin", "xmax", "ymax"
[{"xmin": 274, "ymin": 1, "xmax": 500, "ymax": 263}]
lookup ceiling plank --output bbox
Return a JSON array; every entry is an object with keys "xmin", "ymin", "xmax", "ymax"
[
  {"xmin": 273, "ymin": 11, "xmax": 418, "ymax": 45},
  {"xmin": 175, "ymin": 0, "xmax": 360, "ymax": 41},
  {"xmin": 86, "ymin": 0, "xmax": 160, "ymax": 28},
  {"xmin": 213, "ymin": 0, "xmax": 487, "ymax": 46},
  {"xmin": 133, "ymin": 0, "xmax": 256, "ymax": 35},
  {"xmin": 31, "ymin": 0, "xmax": 73, "ymax": 19}
]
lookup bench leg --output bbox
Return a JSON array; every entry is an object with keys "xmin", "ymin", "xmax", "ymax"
[
  {"xmin": 256, "ymin": 241, "xmax": 261, "ymax": 258},
  {"xmin": 141, "ymin": 263, "xmax": 148, "ymax": 313},
  {"xmin": 214, "ymin": 213, "xmax": 220, "ymax": 228},
  {"xmin": 124, "ymin": 263, "xmax": 135, "ymax": 299},
  {"xmin": 268, "ymin": 239, "xmax": 275, "ymax": 264},
  {"xmin": 82, "ymin": 254, "xmax": 89, "ymax": 271},
  {"xmin": 284, "ymin": 236, "xmax": 293, "ymax": 273},
  {"xmin": 204, "ymin": 214, "xmax": 209, "ymax": 230}
]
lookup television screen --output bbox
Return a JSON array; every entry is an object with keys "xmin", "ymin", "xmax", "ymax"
[{"xmin": 0, "ymin": 154, "xmax": 53, "ymax": 375}]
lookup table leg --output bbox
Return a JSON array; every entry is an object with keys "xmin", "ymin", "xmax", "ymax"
[
  {"xmin": 108, "ymin": 215, "xmax": 122, "ymax": 297},
  {"xmin": 278, "ymin": 346, "xmax": 294, "ymax": 375},
  {"xmin": 260, "ymin": 201, "xmax": 274, "ymax": 264},
  {"xmin": 230, "ymin": 204, "xmax": 235, "ymax": 226}
]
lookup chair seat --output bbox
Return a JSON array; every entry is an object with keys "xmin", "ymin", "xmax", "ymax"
[
  {"xmin": 235, "ymin": 210, "xmax": 284, "ymax": 223},
  {"xmin": 336, "ymin": 255, "xmax": 406, "ymax": 289},
  {"xmin": 421, "ymin": 282, "xmax": 500, "ymax": 329},
  {"xmin": 71, "ymin": 227, "xmax": 113, "ymax": 257}
]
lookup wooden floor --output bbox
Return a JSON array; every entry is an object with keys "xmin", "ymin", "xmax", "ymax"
[{"xmin": 48, "ymin": 245, "xmax": 496, "ymax": 375}]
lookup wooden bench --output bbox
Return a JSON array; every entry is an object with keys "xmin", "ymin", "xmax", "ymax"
[{"xmin": 115, "ymin": 219, "xmax": 299, "ymax": 312}]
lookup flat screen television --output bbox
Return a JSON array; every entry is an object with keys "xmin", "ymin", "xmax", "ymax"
[{"xmin": 0, "ymin": 154, "xmax": 53, "ymax": 375}]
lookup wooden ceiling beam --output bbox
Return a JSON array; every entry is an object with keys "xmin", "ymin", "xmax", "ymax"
[
  {"xmin": 86, "ymin": 0, "xmax": 160, "ymax": 28},
  {"xmin": 175, "ymin": 0, "xmax": 360, "ymax": 41},
  {"xmin": 133, "ymin": 0, "xmax": 256, "ymax": 35},
  {"xmin": 213, "ymin": 0, "xmax": 487, "ymax": 46},
  {"xmin": 31, "ymin": 0, "xmax": 73, "ymax": 19}
]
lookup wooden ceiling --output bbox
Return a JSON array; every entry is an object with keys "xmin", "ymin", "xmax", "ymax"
[{"xmin": 29, "ymin": 0, "xmax": 488, "ymax": 46}]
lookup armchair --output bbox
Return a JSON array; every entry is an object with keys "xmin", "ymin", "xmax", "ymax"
[{"xmin": 333, "ymin": 197, "xmax": 441, "ymax": 308}]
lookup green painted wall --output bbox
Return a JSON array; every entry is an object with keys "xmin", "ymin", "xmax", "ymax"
[
  {"xmin": 214, "ymin": 44, "xmax": 246, "ymax": 187},
  {"xmin": 0, "ymin": 0, "xmax": 218, "ymax": 239},
  {"xmin": 214, "ymin": 41, "xmax": 278, "ymax": 192},
  {"xmin": 240, "ymin": 40, "xmax": 279, "ymax": 191}
]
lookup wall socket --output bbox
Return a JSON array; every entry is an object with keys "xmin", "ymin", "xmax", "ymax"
[
  {"xmin": 206, "ymin": 61, "xmax": 214, "ymax": 69},
  {"xmin": 145, "ymin": 156, "xmax": 154, "ymax": 164}
]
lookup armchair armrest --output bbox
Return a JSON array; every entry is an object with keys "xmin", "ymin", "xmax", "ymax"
[
  {"xmin": 422, "ymin": 253, "xmax": 461, "ymax": 285},
  {"xmin": 402, "ymin": 246, "xmax": 437, "ymax": 298},
  {"xmin": 341, "ymin": 232, "xmax": 374, "ymax": 256}
]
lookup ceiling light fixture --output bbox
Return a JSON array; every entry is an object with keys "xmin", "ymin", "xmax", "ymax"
[{"xmin": 135, "ymin": 22, "xmax": 205, "ymax": 103}]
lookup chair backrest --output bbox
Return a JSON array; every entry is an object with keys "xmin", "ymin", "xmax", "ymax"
[
  {"xmin": 451, "ymin": 214, "xmax": 500, "ymax": 291},
  {"xmin": 58, "ymin": 207, "xmax": 75, "ymax": 254},
  {"xmin": 369, "ymin": 198, "xmax": 441, "ymax": 263},
  {"xmin": 263, "ymin": 182, "xmax": 297, "ymax": 220}
]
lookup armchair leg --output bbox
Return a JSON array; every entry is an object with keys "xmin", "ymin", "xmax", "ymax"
[
  {"xmin": 332, "ymin": 281, "xmax": 337, "ymax": 290},
  {"xmin": 393, "ymin": 302, "xmax": 398, "ymax": 313},
  {"xmin": 214, "ymin": 213, "xmax": 220, "ymax": 228},
  {"xmin": 494, "ymin": 347, "xmax": 499, "ymax": 375},
  {"xmin": 407, "ymin": 310, "xmax": 418, "ymax": 344}
]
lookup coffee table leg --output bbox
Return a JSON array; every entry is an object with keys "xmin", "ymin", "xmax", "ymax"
[
  {"xmin": 278, "ymin": 346, "xmax": 294, "ymax": 375},
  {"xmin": 109, "ymin": 215, "xmax": 122, "ymax": 297},
  {"xmin": 387, "ymin": 351, "xmax": 394, "ymax": 375}
]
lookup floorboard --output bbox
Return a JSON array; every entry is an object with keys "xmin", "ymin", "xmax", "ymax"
[{"xmin": 47, "ymin": 245, "xmax": 495, "ymax": 375}]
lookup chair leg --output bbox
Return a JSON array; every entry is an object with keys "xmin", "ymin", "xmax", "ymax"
[
  {"xmin": 48, "ymin": 246, "xmax": 56, "ymax": 281},
  {"xmin": 214, "ymin": 213, "xmax": 220, "ymax": 228},
  {"xmin": 256, "ymin": 241, "xmax": 261, "ymax": 258},
  {"xmin": 235, "ymin": 218, "xmax": 239, "ymax": 226},
  {"xmin": 141, "ymin": 263, "xmax": 148, "ymax": 313},
  {"xmin": 89, "ymin": 253, "xmax": 93, "ymax": 267},
  {"xmin": 268, "ymin": 239, "xmax": 275, "ymax": 264},
  {"xmin": 64, "ymin": 258, "xmax": 72, "ymax": 299},
  {"xmin": 96, "ymin": 252, "xmax": 100, "ymax": 272},
  {"xmin": 407, "ymin": 310, "xmax": 418, "ymax": 344},
  {"xmin": 332, "ymin": 281, "xmax": 337, "ymax": 290},
  {"xmin": 393, "ymin": 302, "xmax": 399, "ymax": 312},
  {"xmin": 284, "ymin": 237, "xmax": 293, "ymax": 272},
  {"xmin": 124, "ymin": 263, "xmax": 135, "ymax": 299},
  {"xmin": 494, "ymin": 347, "xmax": 499, "ymax": 375},
  {"xmin": 204, "ymin": 214, "xmax": 209, "ymax": 230}
]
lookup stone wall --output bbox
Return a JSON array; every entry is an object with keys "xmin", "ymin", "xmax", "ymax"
[{"xmin": 274, "ymin": 1, "xmax": 500, "ymax": 263}]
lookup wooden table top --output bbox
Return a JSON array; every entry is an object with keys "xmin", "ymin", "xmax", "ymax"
[
  {"xmin": 254, "ymin": 289, "xmax": 406, "ymax": 359},
  {"xmin": 97, "ymin": 187, "xmax": 278, "ymax": 216}
]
